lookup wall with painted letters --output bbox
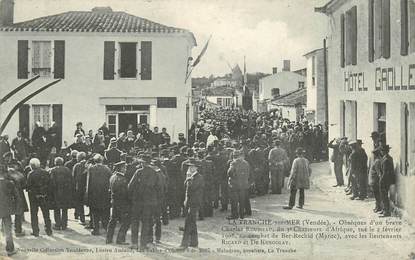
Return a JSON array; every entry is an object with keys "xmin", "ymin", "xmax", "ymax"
[{"xmin": 324, "ymin": 0, "xmax": 415, "ymax": 220}]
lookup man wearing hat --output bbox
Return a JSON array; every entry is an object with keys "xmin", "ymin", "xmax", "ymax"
[
  {"xmin": 151, "ymin": 155, "xmax": 169, "ymax": 242},
  {"xmin": 379, "ymin": 145, "xmax": 395, "ymax": 217},
  {"xmin": 72, "ymin": 152, "xmax": 88, "ymax": 225},
  {"xmin": 169, "ymin": 146, "xmax": 188, "ymax": 219},
  {"xmin": 328, "ymin": 138, "xmax": 345, "ymax": 187},
  {"xmin": 128, "ymin": 153, "xmax": 162, "ymax": 250},
  {"xmin": 268, "ymin": 139, "xmax": 289, "ymax": 194},
  {"xmin": 6, "ymin": 159, "xmax": 28, "ymax": 237},
  {"xmin": 105, "ymin": 138, "xmax": 122, "ymax": 168},
  {"xmin": 226, "ymin": 149, "xmax": 250, "ymax": 220},
  {"xmin": 0, "ymin": 163, "xmax": 19, "ymax": 256},
  {"xmin": 198, "ymin": 149, "xmax": 214, "ymax": 218},
  {"xmin": 370, "ymin": 131, "xmax": 380, "ymax": 149},
  {"xmin": 247, "ymin": 141, "xmax": 267, "ymax": 196},
  {"xmin": 106, "ymin": 161, "xmax": 130, "ymax": 244},
  {"xmin": 178, "ymin": 133, "xmax": 187, "ymax": 149},
  {"xmin": 369, "ymin": 148, "xmax": 383, "ymax": 213},
  {"xmin": 68, "ymin": 134, "xmax": 88, "ymax": 153},
  {"xmin": 348, "ymin": 140, "xmax": 368, "ymax": 200},
  {"xmin": 181, "ymin": 149, "xmax": 200, "ymax": 217},
  {"xmin": 178, "ymin": 161, "xmax": 204, "ymax": 250}
]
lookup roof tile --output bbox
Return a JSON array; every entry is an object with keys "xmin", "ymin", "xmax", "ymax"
[{"xmin": 0, "ymin": 10, "xmax": 194, "ymax": 40}]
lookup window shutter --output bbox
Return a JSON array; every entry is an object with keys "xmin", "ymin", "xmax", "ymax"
[
  {"xmin": 401, "ymin": 0, "xmax": 409, "ymax": 56},
  {"xmin": 374, "ymin": 0, "xmax": 383, "ymax": 59},
  {"xmin": 350, "ymin": 6, "xmax": 358, "ymax": 65},
  {"xmin": 17, "ymin": 40, "xmax": 28, "ymax": 79},
  {"xmin": 54, "ymin": 40, "xmax": 65, "ymax": 79},
  {"xmin": 141, "ymin": 41, "xmax": 152, "ymax": 80},
  {"xmin": 381, "ymin": 0, "xmax": 390, "ymax": 59},
  {"xmin": 340, "ymin": 14, "xmax": 345, "ymax": 68},
  {"xmin": 18, "ymin": 104, "xmax": 30, "ymax": 138},
  {"xmin": 104, "ymin": 41, "xmax": 115, "ymax": 80},
  {"xmin": 369, "ymin": 0, "xmax": 375, "ymax": 62},
  {"xmin": 52, "ymin": 104, "xmax": 63, "ymax": 149},
  {"xmin": 409, "ymin": 0, "xmax": 415, "ymax": 53}
]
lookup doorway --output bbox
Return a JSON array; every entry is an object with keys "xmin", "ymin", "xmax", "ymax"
[{"xmin": 118, "ymin": 113, "xmax": 138, "ymax": 134}]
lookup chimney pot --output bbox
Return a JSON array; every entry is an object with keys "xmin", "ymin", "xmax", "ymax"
[
  {"xmin": 0, "ymin": 0, "xmax": 14, "ymax": 27},
  {"xmin": 283, "ymin": 60, "xmax": 291, "ymax": 72}
]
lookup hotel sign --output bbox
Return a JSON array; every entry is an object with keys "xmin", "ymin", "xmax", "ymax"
[{"xmin": 344, "ymin": 64, "xmax": 415, "ymax": 91}]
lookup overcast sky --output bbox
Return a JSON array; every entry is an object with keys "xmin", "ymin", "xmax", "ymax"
[{"xmin": 14, "ymin": 0, "xmax": 330, "ymax": 77}]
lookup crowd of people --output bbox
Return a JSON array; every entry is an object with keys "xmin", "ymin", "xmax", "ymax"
[
  {"xmin": 328, "ymin": 131, "xmax": 395, "ymax": 218},
  {"xmin": 0, "ymin": 107, "xmax": 330, "ymax": 256}
]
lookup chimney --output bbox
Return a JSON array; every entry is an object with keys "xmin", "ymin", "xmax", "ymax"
[
  {"xmin": 283, "ymin": 60, "xmax": 291, "ymax": 72},
  {"xmin": 0, "ymin": 0, "xmax": 14, "ymax": 27},
  {"xmin": 91, "ymin": 6, "xmax": 113, "ymax": 13},
  {"xmin": 272, "ymin": 67, "xmax": 278, "ymax": 74}
]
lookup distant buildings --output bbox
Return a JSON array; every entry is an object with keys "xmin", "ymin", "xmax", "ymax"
[
  {"xmin": 269, "ymin": 88, "xmax": 307, "ymax": 122},
  {"xmin": 257, "ymin": 60, "xmax": 306, "ymax": 112},
  {"xmin": 304, "ymin": 48, "xmax": 327, "ymax": 125},
  {"xmin": 202, "ymin": 86, "xmax": 236, "ymax": 108}
]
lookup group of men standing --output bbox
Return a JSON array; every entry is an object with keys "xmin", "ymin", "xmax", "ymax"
[{"xmin": 328, "ymin": 131, "xmax": 395, "ymax": 217}]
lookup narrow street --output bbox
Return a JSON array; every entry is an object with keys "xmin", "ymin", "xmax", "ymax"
[{"xmin": 2, "ymin": 162, "xmax": 414, "ymax": 260}]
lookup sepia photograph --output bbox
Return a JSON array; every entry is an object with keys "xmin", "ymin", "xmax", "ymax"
[{"xmin": 0, "ymin": 0, "xmax": 414, "ymax": 259}]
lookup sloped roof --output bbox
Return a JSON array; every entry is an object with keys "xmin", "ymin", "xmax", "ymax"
[
  {"xmin": 0, "ymin": 7, "xmax": 196, "ymax": 44},
  {"xmin": 204, "ymin": 86, "xmax": 235, "ymax": 96},
  {"xmin": 271, "ymin": 88, "xmax": 306, "ymax": 106}
]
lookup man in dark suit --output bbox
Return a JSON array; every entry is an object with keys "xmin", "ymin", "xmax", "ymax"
[
  {"xmin": 49, "ymin": 157, "xmax": 74, "ymax": 230},
  {"xmin": 106, "ymin": 161, "xmax": 130, "ymax": 245},
  {"xmin": 11, "ymin": 131, "xmax": 29, "ymax": 163},
  {"xmin": 105, "ymin": 138, "xmax": 122, "ymax": 168},
  {"xmin": 0, "ymin": 164, "xmax": 18, "ymax": 256},
  {"xmin": 26, "ymin": 158, "xmax": 52, "ymax": 236},
  {"xmin": 178, "ymin": 162, "xmax": 204, "ymax": 250},
  {"xmin": 128, "ymin": 154, "xmax": 161, "ymax": 250},
  {"xmin": 379, "ymin": 145, "xmax": 395, "ymax": 217},
  {"xmin": 227, "ymin": 150, "xmax": 250, "ymax": 220},
  {"xmin": 86, "ymin": 154, "xmax": 112, "ymax": 235},
  {"xmin": 72, "ymin": 152, "xmax": 87, "ymax": 224}
]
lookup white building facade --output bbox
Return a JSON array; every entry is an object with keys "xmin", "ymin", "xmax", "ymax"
[
  {"xmin": 258, "ymin": 71, "xmax": 306, "ymax": 111},
  {"xmin": 304, "ymin": 48, "xmax": 327, "ymax": 125},
  {"xmin": 0, "ymin": 7, "xmax": 196, "ymax": 144},
  {"xmin": 317, "ymin": 0, "xmax": 415, "ymax": 220}
]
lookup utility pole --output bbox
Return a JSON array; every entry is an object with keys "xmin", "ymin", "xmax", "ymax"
[
  {"xmin": 185, "ymin": 93, "xmax": 191, "ymax": 145},
  {"xmin": 323, "ymin": 38, "xmax": 329, "ymax": 140}
]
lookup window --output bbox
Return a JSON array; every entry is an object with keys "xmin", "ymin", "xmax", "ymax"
[
  {"xmin": 105, "ymin": 105, "xmax": 149, "ymax": 111},
  {"xmin": 119, "ymin": 42, "xmax": 137, "ymax": 78},
  {"xmin": 223, "ymin": 98, "xmax": 233, "ymax": 107},
  {"xmin": 107, "ymin": 114, "xmax": 117, "ymax": 138},
  {"xmin": 312, "ymin": 56, "xmax": 316, "ymax": 86},
  {"xmin": 157, "ymin": 97, "xmax": 177, "ymax": 108},
  {"xmin": 340, "ymin": 6, "xmax": 357, "ymax": 67},
  {"xmin": 369, "ymin": 0, "xmax": 390, "ymax": 61},
  {"xmin": 32, "ymin": 41, "xmax": 52, "ymax": 77},
  {"xmin": 401, "ymin": 0, "xmax": 415, "ymax": 55},
  {"xmin": 271, "ymin": 88, "xmax": 280, "ymax": 98},
  {"xmin": 375, "ymin": 102, "xmax": 386, "ymax": 144},
  {"xmin": 299, "ymin": 82, "xmax": 305, "ymax": 89},
  {"xmin": 217, "ymin": 98, "xmax": 222, "ymax": 106},
  {"xmin": 32, "ymin": 105, "xmax": 51, "ymax": 130}
]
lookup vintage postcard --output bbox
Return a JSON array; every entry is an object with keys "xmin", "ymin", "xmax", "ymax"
[{"xmin": 0, "ymin": 0, "xmax": 414, "ymax": 259}]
